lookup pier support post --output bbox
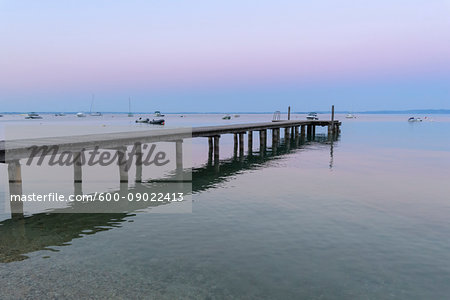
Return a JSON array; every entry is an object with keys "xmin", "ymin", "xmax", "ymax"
[
  {"xmin": 272, "ymin": 129, "xmax": 278, "ymax": 154},
  {"xmin": 213, "ymin": 135, "xmax": 220, "ymax": 164},
  {"xmin": 284, "ymin": 127, "xmax": 290, "ymax": 141},
  {"xmin": 239, "ymin": 133, "xmax": 244, "ymax": 156},
  {"xmin": 301, "ymin": 125, "xmax": 306, "ymax": 138},
  {"xmin": 259, "ymin": 130, "xmax": 266, "ymax": 154},
  {"xmin": 233, "ymin": 133, "xmax": 238, "ymax": 156},
  {"xmin": 135, "ymin": 143, "xmax": 143, "ymax": 183},
  {"xmin": 176, "ymin": 140, "xmax": 183, "ymax": 172},
  {"xmin": 248, "ymin": 131, "xmax": 253, "ymax": 154},
  {"xmin": 307, "ymin": 125, "xmax": 312, "ymax": 140},
  {"xmin": 312, "ymin": 126, "xmax": 316, "ymax": 138},
  {"xmin": 8, "ymin": 160, "xmax": 24, "ymax": 219},
  {"xmin": 294, "ymin": 126, "xmax": 299, "ymax": 138},
  {"xmin": 117, "ymin": 147, "xmax": 128, "ymax": 183},
  {"xmin": 73, "ymin": 151, "xmax": 83, "ymax": 183}
]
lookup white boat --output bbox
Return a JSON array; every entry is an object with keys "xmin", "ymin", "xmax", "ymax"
[
  {"xmin": 154, "ymin": 111, "xmax": 165, "ymax": 117},
  {"xmin": 25, "ymin": 112, "xmax": 43, "ymax": 119},
  {"xmin": 408, "ymin": 117, "xmax": 422, "ymax": 122},
  {"xmin": 346, "ymin": 113, "xmax": 356, "ymax": 119},
  {"xmin": 77, "ymin": 112, "xmax": 86, "ymax": 117},
  {"xmin": 306, "ymin": 112, "xmax": 318, "ymax": 120},
  {"xmin": 54, "ymin": 113, "xmax": 65, "ymax": 116}
]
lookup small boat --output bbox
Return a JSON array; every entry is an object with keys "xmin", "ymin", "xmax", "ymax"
[
  {"xmin": 54, "ymin": 113, "xmax": 65, "ymax": 116},
  {"xmin": 234, "ymin": 114, "xmax": 240, "ymax": 118},
  {"xmin": 90, "ymin": 112, "xmax": 102, "ymax": 116},
  {"xmin": 346, "ymin": 113, "xmax": 356, "ymax": 119},
  {"xmin": 149, "ymin": 119, "xmax": 165, "ymax": 125},
  {"xmin": 222, "ymin": 115, "xmax": 231, "ymax": 120},
  {"xmin": 306, "ymin": 112, "xmax": 318, "ymax": 120},
  {"xmin": 408, "ymin": 117, "xmax": 422, "ymax": 122},
  {"xmin": 77, "ymin": 112, "xmax": 86, "ymax": 117},
  {"xmin": 135, "ymin": 117, "xmax": 150, "ymax": 123},
  {"xmin": 0, "ymin": 114, "xmax": 3, "ymax": 117},
  {"xmin": 154, "ymin": 111, "xmax": 165, "ymax": 117},
  {"xmin": 25, "ymin": 112, "xmax": 43, "ymax": 119}
]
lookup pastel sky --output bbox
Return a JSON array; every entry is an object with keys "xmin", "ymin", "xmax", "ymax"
[{"xmin": 0, "ymin": 0, "xmax": 449, "ymax": 112}]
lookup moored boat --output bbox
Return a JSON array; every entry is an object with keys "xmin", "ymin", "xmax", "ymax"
[
  {"xmin": 306, "ymin": 112, "xmax": 318, "ymax": 120},
  {"xmin": 77, "ymin": 112, "xmax": 86, "ymax": 117},
  {"xmin": 408, "ymin": 117, "xmax": 422, "ymax": 122},
  {"xmin": 222, "ymin": 115, "xmax": 231, "ymax": 120},
  {"xmin": 25, "ymin": 112, "xmax": 43, "ymax": 119}
]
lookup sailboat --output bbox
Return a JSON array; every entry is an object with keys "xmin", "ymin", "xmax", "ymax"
[
  {"xmin": 90, "ymin": 94, "xmax": 102, "ymax": 116},
  {"xmin": 128, "ymin": 97, "xmax": 133, "ymax": 117}
]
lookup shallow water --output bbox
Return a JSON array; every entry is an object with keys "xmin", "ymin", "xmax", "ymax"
[{"xmin": 1, "ymin": 113, "xmax": 450, "ymax": 299}]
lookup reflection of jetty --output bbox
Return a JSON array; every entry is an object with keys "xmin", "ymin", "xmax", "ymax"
[
  {"xmin": 0, "ymin": 131, "xmax": 338, "ymax": 263},
  {"xmin": 0, "ymin": 119, "xmax": 340, "ymax": 217}
]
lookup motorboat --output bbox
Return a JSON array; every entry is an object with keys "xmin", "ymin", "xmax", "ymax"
[
  {"xmin": 154, "ymin": 111, "xmax": 165, "ymax": 117},
  {"xmin": 149, "ymin": 119, "xmax": 165, "ymax": 125},
  {"xmin": 408, "ymin": 117, "xmax": 422, "ymax": 122},
  {"xmin": 135, "ymin": 117, "xmax": 150, "ymax": 123},
  {"xmin": 306, "ymin": 112, "xmax": 318, "ymax": 120},
  {"xmin": 346, "ymin": 113, "xmax": 356, "ymax": 119},
  {"xmin": 54, "ymin": 113, "xmax": 66, "ymax": 116},
  {"xmin": 222, "ymin": 115, "xmax": 231, "ymax": 120},
  {"xmin": 77, "ymin": 112, "xmax": 86, "ymax": 117},
  {"xmin": 25, "ymin": 112, "xmax": 43, "ymax": 119}
]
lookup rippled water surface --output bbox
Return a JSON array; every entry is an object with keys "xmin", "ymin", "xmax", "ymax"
[{"xmin": 1, "ymin": 113, "xmax": 450, "ymax": 299}]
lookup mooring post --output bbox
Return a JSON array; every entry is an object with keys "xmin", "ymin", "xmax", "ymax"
[
  {"xmin": 8, "ymin": 160, "xmax": 24, "ymax": 219},
  {"xmin": 288, "ymin": 106, "xmax": 291, "ymax": 120},
  {"xmin": 331, "ymin": 105, "xmax": 335, "ymax": 133},
  {"xmin": 239, "ymin": 132, "xmax": 244, "ymax": 156},
  {"xmin": 73, "ymin": 151, "xmax": 83, "ymax": 183},
  {"xmin": 135, "ymin": 142, "xmax": 143, "ymax": 183},
  {"xmin": 117, "ymin": 147, "xmax": 128, "ymax": 183},
  {"xmin": 248, "ymin": 131, "xmax": 253, "ymax": 154},
  {"xmin": 213, "ymin": 135, "xmax": 220, "ymax": 164}
]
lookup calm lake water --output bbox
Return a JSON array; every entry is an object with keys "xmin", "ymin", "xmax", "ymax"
[{"xmin": 1, "ymin": 113, "xmax": 450, "ymax": 299}]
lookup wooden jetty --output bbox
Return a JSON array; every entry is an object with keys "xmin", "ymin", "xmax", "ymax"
[{"xmin": 0, "ymin": 119, "xmax": 340, "ymax": 217}]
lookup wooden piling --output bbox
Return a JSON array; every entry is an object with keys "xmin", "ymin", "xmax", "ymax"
[
  {"xmin": 208, "ymin": 137, "xmax": 213, "ymax": 159},
  {"xmin": 8, "ymin": 160, "xmax": 24, "ymax": 218},
  {"xmin": 135, "ymin": 143, "xmax": 142, "ymax": 183},
  {"xmin": 288, "ymin": 106, "xmax": 291, "ymax": 120},
  {"xmin": 239, "ymin": 132, "xmax": 244, "ymax": 156},
  {"xmin": 248, "ymin": 131, "xmax": 253, "ymax": 154},
  {"xmin": 73, "ymin": 151, "xmax": 83, "ymax": 183},
  {"xmin": 233, "ymin": 133, "xmax": 238, "ymax": 156},
  {"xmin": 117, "ymin": 147, "xmax": 128, "ymax": 183},
  {"xmin": 176, "ymin": 140, "xmax": 183, "ymax": 171},
  {"xmin": 213, "ymin": 135, "xmax": 220, "ymax": 163},
  {"xmin": 259, "ymin": 130, "xmax": 266, "ymax": 153},
  {"xmin": 301, "ymin": 125, "xmax": 306, "ymax": 138}
]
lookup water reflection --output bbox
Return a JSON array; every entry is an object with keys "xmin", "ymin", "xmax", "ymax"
[{"xmin": 0, "ymin": 134, "xmax": 338, "ymax": 263}]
